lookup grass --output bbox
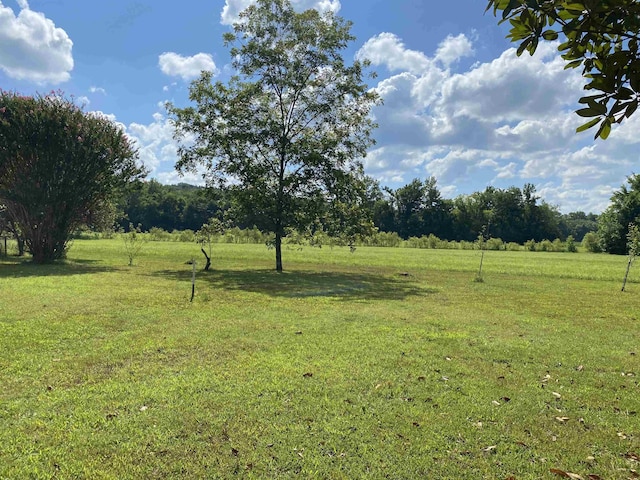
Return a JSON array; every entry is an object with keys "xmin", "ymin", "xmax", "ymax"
[{"xmin": 1, "ymin": 240, "xmax": 639, "ymax": 479}]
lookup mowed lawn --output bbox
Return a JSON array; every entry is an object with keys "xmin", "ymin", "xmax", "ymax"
[{"xmin": 1, "ymin": 240, "xmax": 639, "ymax": 479}]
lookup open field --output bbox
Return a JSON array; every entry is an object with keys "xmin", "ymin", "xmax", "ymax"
[{"xmin": 1, "ymin": 240, "xmax": 639, "ymax": 479}]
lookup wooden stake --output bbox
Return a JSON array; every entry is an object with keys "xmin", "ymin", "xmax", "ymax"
[{"xmin": 191, "ymin": 259, "xmax": 196, "ymax": 302}]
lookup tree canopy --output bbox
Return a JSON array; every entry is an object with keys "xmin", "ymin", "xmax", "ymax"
[
  {"xmin": 596, "ymin": 173, "xmax": 640, "ymax": 254},
  {"xmin": 168, "ymin": 0, "xmax": 380, "ymax": 272},
  {"xmin": 0, "ymin": 91, "xmax": 144, "ymax": 263},
  {"xmin": 486, "ymin": 0, "xmax": 640, "ymax": 139}
]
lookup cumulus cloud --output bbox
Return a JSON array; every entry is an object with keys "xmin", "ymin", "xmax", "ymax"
[
  {"xmin": 357, "ymin": 29, "xmax": 640, "ymax": 213},
  {"xmin": 220, "ymin": 0, "xmax": 340, "ymax": 25},
  {"xmin": 158, "ymin": 52, "xmax": 218, "ymax": 81},
  {"xmin": 357, "ymin": 33, "xmax": 431, "ymax": 75},
  {"xmin": 434, "ymin": 34, "xmax": 474, "ymax": 67},
  {"xmin": 0, "ymin": 0, "xmax": 73, "ymax": 83},
  {"xmin": 89, "ymin": 86, "xmax": 107, "ymax": 95}
]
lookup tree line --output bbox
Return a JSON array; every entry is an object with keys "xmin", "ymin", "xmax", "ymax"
[{"xmin": 113, "ymin": 177, "xmax": 599, "ymax": 245}]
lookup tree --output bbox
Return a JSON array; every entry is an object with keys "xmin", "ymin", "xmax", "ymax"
[
  {"xmin": 486, "ymin": 0, "xmax": 640, "ymax": 139},
  {"xmin": 0, "ymin": 91, "xmax": 144, "ymax": 263},
  {"xmin": 621, "ymin": 222, "xmax": 640, "ymax": 291},
  {"xmin": 168, "ymin": 0, "xmax": 379, "ymax": 272},
  {"xmin": 597, "ymin": 174, "xmax": 640, "ymax": 254}
]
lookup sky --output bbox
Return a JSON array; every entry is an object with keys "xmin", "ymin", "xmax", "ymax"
[{"xmin": 1, "ymin": 0, "xmax": 638, "ymax": 214}]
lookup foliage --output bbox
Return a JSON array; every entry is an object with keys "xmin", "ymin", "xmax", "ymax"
[
  {"xmin": 122, "ymin": 223, "xmax": 147, "ymax": 266},
  {"xmin": 565, "ymin": 234, "xmax": 578, "ymax": 252},
  {"xmin": 195, "ymin": 218, "xmax": 226, "ymax": 270},
  {"xmin": 0, "ymin": 91, "xmax": 143, "ymax": 263},
  {"xmin": 596, "ymin": 174, "xmax": 640, "ymax": 254},
  {"xmin": 486, "ymin": 0, "xmax": 640, "ymax": 139},
  {"xmin": 169, "ymin": 0, "xmax": 380, "ymax": 272},
  {"xmin": 582, "ymin": 231, "xmax": 602, "ymax": 252},
  {"xmin": 119, "ymin": 180, "xmax": 223, "ymax": 233}
]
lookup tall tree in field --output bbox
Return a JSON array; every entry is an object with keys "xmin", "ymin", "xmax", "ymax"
[
  {"xmin": 0, "ymin": 92, "xmax": 144, "ymax": 263},
  {"xmin": 486, "ymin": 0, "xmax": 640, "ymax": 139},
  {"xmin": 168, "ymin": 0, "xmax": 380, "ymax": 272}
]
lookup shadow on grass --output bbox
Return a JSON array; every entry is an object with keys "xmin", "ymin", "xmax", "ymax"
[
  {"xmin": 0, "ymin": 258, "xmax": 116, "ymax": 278},
  {"xmin": 154, "ymin": 267, "xmax": 434, "ymax": 301}
]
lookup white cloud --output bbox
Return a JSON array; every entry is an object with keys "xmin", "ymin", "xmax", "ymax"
[
  {"xmin": 158, "ymin": 52, "xmax": 218, "ymax": 81},
  {"xmin": 0, "ymin": 1, "xmax": 73, "ymax": 83},
  {"xmin": 356, "ymin": 33, "xmax": 431, "ymax": 75},
  {"xmin": 89, "ymin": 86, "xmax": 107, "ymax": 95},
  {"xmin": 434, "ymin": 34, "xmax": 474, "ymax": 67},
  {"xmin": 221, "ymin": 0, "xmax": 340, "ymax": 25},
  {"xmin": 358, "ymin": 30, "xmax": 640, "ymax": 213}
]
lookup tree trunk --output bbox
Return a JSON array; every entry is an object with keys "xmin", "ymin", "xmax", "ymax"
[
  {"xmin": 275, "ymin": 231, "xmax": 283, "ymax": 272},
  {"xmin": 201, "ymin": 247, "xmax": 211, "ymax": 271}
]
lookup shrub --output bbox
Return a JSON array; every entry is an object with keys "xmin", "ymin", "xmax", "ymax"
[
  {"xmin": 486, "ymin": 237, "xmax": 505, "ymax": 251},
  {"xmin": 524, "ymin": 239, "xmax": 536, "ymax": 251},
  {"xmin": 506, "ymin": 242, "xmax": 521, "ymax": 251},
  {"xmin": 536, "ymin": 239, "xmax": 553, "ymax": 252},
  {"xmin": 582, "ymin": 232, "xmax": 602, "ymax": 253},
  {"xmin": 566, "ymin": 235, "xmax": 578, "ymax": 252}
]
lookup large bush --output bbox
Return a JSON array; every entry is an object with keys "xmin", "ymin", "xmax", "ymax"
[{"xmin": 0, "ymin": 92, "xmax": 144, "ymax": 263}]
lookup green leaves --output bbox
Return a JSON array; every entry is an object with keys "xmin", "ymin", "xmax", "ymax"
[
  {"xmin": 168, "ymin": 0, "xmax": 380, "ymax": 271},
  {"xmin": 487, "ymin": 0, "xmax": 640, "ymax": 139}
]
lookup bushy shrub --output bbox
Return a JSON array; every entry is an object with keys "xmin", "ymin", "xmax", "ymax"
[
  {"xmin": 506, "ymin": 242, "xmax": 521, "ymax": 251},
  {"xmin": 536, "ymin": 239, "xmax": 553, "ymax": 252},
  {"xmin": 149, "ymin": 227, "xmax": 171, "ymax": 241},
  {"xmin": 552, "ymin": 238, "xmax": 564, "ymax": 252},
  {"xmin": 178, "ymin": 229, "xmax": 195, "ymax": 243},
  {"xmin": 459, "ymin": 241, "xmax": 475, "ymax": 250},
  {"xmin": 582, "ymin": 232, "xmax": 602, "ymax": 253},
  {"xmin": 486, "ymin": 237, "xmax": 504, "ymax": 251},
  {"xmin": 566, "ymin": 235, "xmax": 578, "ymax": 253},
  {"xmin": 524, "ymin": 239, "xmax": 536, "ymax": 251}
]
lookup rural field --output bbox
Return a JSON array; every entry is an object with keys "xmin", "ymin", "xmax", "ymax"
[{"xmin": 1, "ymin": 239, "xmax": 639, "ymax": 479}]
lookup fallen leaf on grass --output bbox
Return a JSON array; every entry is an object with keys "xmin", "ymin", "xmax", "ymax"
[
  {"xmin": 549, "ymin": 468, "xmax": 584, "ymax": 479},
  {"xmin": 492, "ymin": 400, "xmax": 501, "ymax": 406},
  {"xmin": 139, "ymin": 405, "xmax": 148, "ymax": 412},
  {"xmin": 626, "ymin": 452, "xmax": 640, "ymax": 462},
  {"xmin": 555, "ymin": 416, "xmax": 570, "ymax": 423},
  {"xmin": 587, "ymin": 475, "xmax": 603, "ymax": 480},
  {"xmin": 576, "ymin": 365, "xmax": 584, "ymax": 371},
  {"xmin": 483, "ymin": 445, "xmax": 497, "ymax": 452},
  {"xmin": 552, "ymin": 392, "xmax": 562, "ymax": 399}
]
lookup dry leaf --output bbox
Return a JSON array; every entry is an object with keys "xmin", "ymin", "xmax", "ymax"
[
  {"xmin": 576, "ymin": 365, "xmax": 584, "ymax": 371},
  {"xmin": 375, "ymin": 383, "xmax": 382, "ymax": 389},
  {"xmin": 492, "ymin": 400, "xmax": 501, "ymax": 406},
  {"xmin": 555, "ymin": 416, "xmax": 570, "ymax": 422},
  {"xmin": 626, "ymin": 452, "xmax": 640, "ymax": 462},
  {"xmin": 445, "ymin": 357, "xmax": 452, "ymax": 361},
  {"xmin": 552, "ymin": 435, "xmax": 557, "ymax": 442},
  {"xmin": 549, "ymin": 469, "xmax": 584, "ymax": 480},
  {"xmin": 139, "ymin": 405, "xmax": 148, "ymax": 411},
  {"xmin": 587, "ymin": 475, "xmax": 603, "ymax": 480},
  {"xmin": 483, "ymin": 445, "xmax": 497, "ymax": 452},
  {"xmin": 552, "ymin": 392, "xmax": 562, "ymax": 399}
]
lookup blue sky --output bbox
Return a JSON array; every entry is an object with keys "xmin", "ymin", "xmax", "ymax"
[{"xmin": 1, "ymin": 0, "xmax": 638, "ymax": 213}]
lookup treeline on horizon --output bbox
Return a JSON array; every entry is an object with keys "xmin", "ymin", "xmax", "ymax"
[{"xmin": 116, "ymin": 178, "xmax": 598, "ymax": 245}]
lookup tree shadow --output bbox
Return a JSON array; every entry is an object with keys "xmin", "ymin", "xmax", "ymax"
[
  {"xmin": 0, "ymin": 258, "xmax": 117, "ymax": 278},
  {"xmin": 153, "ymin": 267, "xmax": 435, "ymax": 301}
]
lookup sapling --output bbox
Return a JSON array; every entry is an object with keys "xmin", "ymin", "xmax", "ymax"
[
  {"xmin": 195, "ymin": 218, "xmax": 225, "ymax": 271},
  {"xmin": 474, "ymin": 225, "xmax": 488, "ymax": 283},
  {"xmin": 621, "ymin": 223, "xmax": 640, "ymax": 291},
  {"xmin": 122, "ymin": 223, "xmax": 147, "ymax": 266}
]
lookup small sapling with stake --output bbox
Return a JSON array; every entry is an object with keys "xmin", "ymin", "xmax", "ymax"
[{"xmin": 621, "ymin": 222, "xmax": 640, "ymax": 292}]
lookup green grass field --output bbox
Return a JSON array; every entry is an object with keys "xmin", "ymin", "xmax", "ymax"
[{"xmin": 1, "ymin": 240, "xmax": 639, "ymax": 479}]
